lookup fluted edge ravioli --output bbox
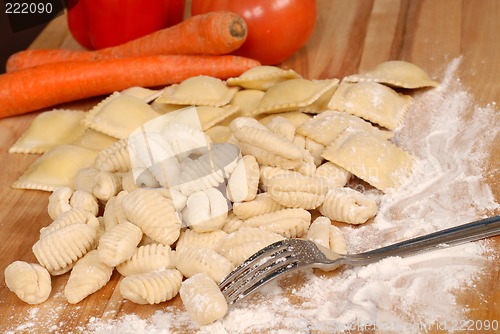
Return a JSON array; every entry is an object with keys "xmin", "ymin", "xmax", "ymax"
[
  {"xmin": 344, "ymin": 60, "xmax": 439, "ymax": 89},
  {"xmin": 321, "ymin": 129, "xmax": 414, "ymax": 192}
]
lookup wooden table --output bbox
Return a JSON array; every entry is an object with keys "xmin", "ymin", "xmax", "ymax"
[{"xmin": 1, "ymin": 1, "xmax": 499, "ymax": 333}]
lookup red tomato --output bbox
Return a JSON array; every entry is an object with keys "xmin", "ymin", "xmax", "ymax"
[
  {"xmin": 67, "ymin": 0, "xmax": 185, "ymax": 50},
  {"xmin": 191, "ymin": 0, "xmax": 317, "ymax": 65}
]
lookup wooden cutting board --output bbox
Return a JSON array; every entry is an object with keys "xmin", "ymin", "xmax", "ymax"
[{"xmin": 0, "ymin": 1, "xmax": 499, "ymax": 333}]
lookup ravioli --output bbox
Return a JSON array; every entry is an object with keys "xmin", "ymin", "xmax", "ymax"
[
  {"xmin": 345, "ymin": 60, "xmax": 439, "ymax": 89},
  {"xmin": 328, "ymin": 81, "xmax": 412, "ymax": 130},
  {"xmin": 321, "ymin": 129, "xmax": 413, "ymax": 192},
  {"xmin": 9, "ymin": 109, "xmax": 86, "ymax": 154},
  {"xmin": 13, "ymin": 144, "xmax": 99, "ymax": 191},
  {"xmin": 155, "ymin": 76, "xmax": 238, "ymax": 107},
  {"xmin": 83, "ymin": 92, "xmax": 160, "ymax": 139}
]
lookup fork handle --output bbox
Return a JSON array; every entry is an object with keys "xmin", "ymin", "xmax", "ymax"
[{"xmin": 345, "ymin": 215, "xmax": 500, "ymax": 265}]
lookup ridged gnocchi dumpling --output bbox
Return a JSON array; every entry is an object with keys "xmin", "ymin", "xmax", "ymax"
[
  {"xmin": 116, "ymin": 244, "xmax": 175, "ymax": 276},
  {"xmin": 92, "ymin": 171, "xmax": 122, "ymax": 202},
  {"xmin": 47, "ymin": 186, "xmax": 73, "ymax": 219},
  {"xmin": 40, "ymin": 207, "xmax": 99, "ymax": 238},
  {"xmin": 232, "ymin": 192, "xmax": 285, "ymax": 220},
  {"xmin": 175, "ymin": 229, "xmax": 228, "ymax": 251},
  {"xmin": 243, "ymin": 208, "xmax": 311, "ymax": 238},
  {"xmin": 73, "ymin": 168, "xmax": 100, "ymax": 193},
  {"xmin": 172, "ymin": 143, "xmax": 240, "ymax": 196},
  {"xmin": 122, "ymin": 188, "xmax": 181, "ymax": 245},
  {"xmin": 4, "ymin": 261, "xmax": 51, "ymax": 304},
  {"xmin": 119, "ymin": 268, "xmax": 183, "ymax": 305},
  {"xmin": 306, "ymin": 216, "xmax": 347, "ymax": 254},
  {"xmin": 226, "ymin": 155, "xmax": 259, "ymax": 203},
  {"xmin": 97, "ymin": 221, "xmax": 142, "ymax": 267},
  {"xmin": 176, "ymin": 245, "xmax": 234, "ymax": 284},
  {"xmin": 318, "ymin": 187, "xmax": 377, "ymax": 225},
  {"xmin": 183, "ymin": 188, "xmax": 228, "ymax": 232},
  {"xmin": 102, "ymin": 191, "xmax": 129, "ymax": 230},
  {"xmin": 33, "ymin": 223, "xmax": 98, "ymax": 275},
  {"xmin": 64, "ymin": 250, "xmax": 113, "ymax": 304},
  {"xmin": 94, "ymin": 138, "xmax": 131, "ymax": 173},
  {"xmin": 266, "ymin": 173, "xmax": 328, "ymax": 209},
  {"xmin": 180, "ymin": 273, "xmax": 228, "ymax": 326},
  {"xmin": 314, "ymin": 161, "xmax": 352, "ymax": 189},
  {"xmin": 69, "ymin": 190, "xmax": 99, "ymax": 216},
  {"xmin": 217, "ymin": 227, "xmax": 285, "ymax": 266}
]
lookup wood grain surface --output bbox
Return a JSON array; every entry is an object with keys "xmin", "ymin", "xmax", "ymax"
[{"xmin": 0, "ymin": 1, "xmax": 499, "ymax": 333}]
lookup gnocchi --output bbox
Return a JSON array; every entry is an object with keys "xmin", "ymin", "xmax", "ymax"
[{"xmin": 5, "ymin": 60, "xmax": 438, "ymax": 327}]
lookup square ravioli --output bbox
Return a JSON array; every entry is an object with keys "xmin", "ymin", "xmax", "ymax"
[
  {"xmin": 321, "ymin": 129, "xmax": 413, "ymax": 192},
  {"xmin": 83, "ymin": 92, "xmax": 161, "ymax": 139},
  {"xmin": 9, "ymin": 109, "xmax": 86, "ymax": 154},
  {"xmin": 12, "ymin": 144, "xmax": 99, "ymax": 191},
  {"xmin": 328, "ymin": 81, "xmax": 412, "ymax": 130}
]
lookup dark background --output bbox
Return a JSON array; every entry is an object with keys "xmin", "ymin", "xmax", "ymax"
[{"xmin": 0, "ymin": 6, "xmax": 50, "ymax": 74}]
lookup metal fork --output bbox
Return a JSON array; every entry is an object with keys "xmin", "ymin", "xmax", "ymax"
[{"xmin": 219, "ymin": 215, "xmax": 500, "ymax": 305}]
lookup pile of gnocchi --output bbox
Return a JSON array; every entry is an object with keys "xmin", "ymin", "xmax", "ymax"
[{"xmin": 4, "ymin": 61, "xmax": 438, "ymax": 326}]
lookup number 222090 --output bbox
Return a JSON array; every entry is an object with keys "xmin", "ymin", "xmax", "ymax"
[{"xmin": 5, "ymin": 2, "xmax": 53, "ymax": 14}]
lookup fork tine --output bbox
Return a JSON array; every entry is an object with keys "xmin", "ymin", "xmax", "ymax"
[
  {"xmin": 223, "ymin": 256, "xmax": 300, "ymax": 304},
  {"xmin": 219, "ymin": 240, "xmax": 290, "ymax": 290},
  {"xmin": 219, "ymin": 240, "xmax": 301, "ymax": 304}
]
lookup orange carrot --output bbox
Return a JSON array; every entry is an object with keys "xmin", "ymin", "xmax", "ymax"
[
  {"xmin": 7, "ymin": 11, "xmax": 248, "ymax": 72},
  {"xmin": 0, "ymin": 55, "xmax": 260, "ymax": 118}
]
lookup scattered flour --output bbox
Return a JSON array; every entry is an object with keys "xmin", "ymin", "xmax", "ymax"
[{"xmin": 6, "ymin": 58, "xmax": 499, "ymax": 334}]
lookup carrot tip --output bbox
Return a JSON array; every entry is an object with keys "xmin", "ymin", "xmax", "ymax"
[{"xmin": 229, "ymin": 17, "xmax": 247, "ymax": 39}]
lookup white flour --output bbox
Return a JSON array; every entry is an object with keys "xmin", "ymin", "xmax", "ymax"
[{"xmin": 6, "ymin": 58, "xmax": 499, "ymax": 334}]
